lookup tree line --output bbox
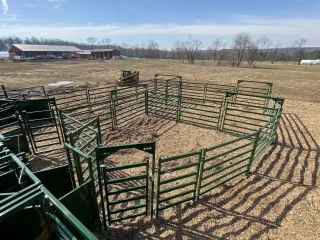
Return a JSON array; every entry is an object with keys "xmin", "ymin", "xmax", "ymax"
[{"xmin": 0, "ymin": 33, "xmax": 319, "ymax": 66}]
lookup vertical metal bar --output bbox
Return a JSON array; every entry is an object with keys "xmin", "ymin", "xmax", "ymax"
[
  {"xmin": 1, "ymin": 85, "xmax": 8, "ymax": 98},
  {"xmin": 176, "ymin": 94, "xmax": 181, "ymax": 123},
  {"xmin": 217, "ymin": 99, "xmax": 224, "ymax": 129},
  {"xmin": 145, "ymin": 89, "xmax": 149, "ymax": 115},
  {"xmin": 233, "ymin": 81, "xmax": 239, "ymax": 103},
  {"xmin": 65, "ymin": 147, "xmax": 77, "ymax": 188},
  {"xmin": 51, "ymin": 109, "xmax": 62, "ymax": 145},
  {"xmin": 69, "ymin": 134, "xmax": 85, "ymax": 184},
  {"xmin": 59, "ymin": 110, "xmax": 68, "ymax": 143},
  {"xmin": 103, "ymin": 167, "xmax": 112, "ymax": 226},
  {"xmin": 41, "ymin": 86, "xmax": 46, "ymax": 97},
  {"xmin": 96, "ymin": 151, "xmax": 108, "ymax": 229},
  {"xmin": 247, "ymin": 128, "xmax": 262, "ymax": 174},
  {"xmin": 220, "ymin": 93, "xmax": 229, "ymax": 130},
  {"xmin": 154, "ymin": 78, "xmax": 157, "ymax": 93},
  {"xmin": 87, "ymin": 156, "xmax": 94, "ymax": 184},
  {"xmin": 150, "ymin": 141, "xmax": 156, "ymax": 218},
  {"xmin": 203, "ymin": 83, "xmax": 207, "ymax": 102},
  {"xmin": 15, "ymin": 111, "xmax": 30, "ymax": 154},
  {"xmin": 87, "ymin": 88, "xmax": 92, "ymax": 111},
  {"xmin": 195, "ymin": 149, "xmax": 205, "ymax": 200},
  {"xmin": 24, "ymin": 111, "xmax": 38, "ymax": 151},
  {"xmin": 165, "ymin": 80, "xmax": 168, "ymax": 105},
  {"xmin": 97, "ymin": 116, "xmax": 102, "ymax": 144},
  {"xmin": 155, "ymin": 158, "xmax": 161, "ymax": 218},
  {"xmin": 20, "ymin": 111, "xmax": 35, "ymax": 154},
  {"xmin": 145, "ymin": 158, "xmax": 149, "ymax": 216}
]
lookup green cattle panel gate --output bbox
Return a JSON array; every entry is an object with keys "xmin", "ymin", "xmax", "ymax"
[
  {"xmin": 235, "ymin": 80, "xmax": 273, "ymax": 107},
  {"xmin": 1, "ymin": 85, "xmax": 46, "ymax": 99},
  {"xmin": 96, "ymin": 141, "xmax": 156, "ymax": 227},
  {"xmin": 179, "ymin": 95, "xmax": 223, "ymax": 129},
  {"xmin": 148, "ymin": 91, "xmax": 179, "ymax": 121},
  {"xmin": 197, "ymin": 134, "xmax": 256, "ymax": 197},
  {"xmin": 63, "ymin": 117, "xmax": 101, "ymax": 186},
  {"xmin": 19, "ymin": 98, "xmax": 62, "ymax": 153},
  {"xmin": 102, "ymin": 160, "xmax": 149, "ymax": 225},
  {"xmin": 221, "ymin": 92, "xmax": 281, "ymax": 136},
  {"xmin": 111, "ymin": 85, "xmax": 147, "ymax": 128},
  {"xmin": 156, "ymin": 150, "xmax": 202, "ymax": 217}
]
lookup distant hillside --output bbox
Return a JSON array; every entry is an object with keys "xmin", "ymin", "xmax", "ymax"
[{"xmin": 268, "ymin": 47, "xmax": 320, "ymax": 53}]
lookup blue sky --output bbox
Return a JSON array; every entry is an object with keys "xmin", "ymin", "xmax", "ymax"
[{"xmin": 1, "ymin": 0, "xmax": 320, "ymax": 48}]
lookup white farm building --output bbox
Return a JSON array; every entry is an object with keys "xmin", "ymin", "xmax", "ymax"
[{"xmin": 300, "ymin": 59, "xmax": 320, "ymax": 65}]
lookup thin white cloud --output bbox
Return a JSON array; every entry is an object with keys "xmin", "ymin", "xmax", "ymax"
[
  {"xmin": 1, "ymin": 16, "xmax": 320, "ymax": 47},
  {"xmin": 48, "ymin": 0, "xmax": 65, "ymax": 2},
  {"xmin": 1, "ymin": 0, "xmax": 8, "ymax": 15}
]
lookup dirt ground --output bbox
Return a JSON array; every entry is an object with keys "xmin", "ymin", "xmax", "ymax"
[{"xmin": 1, "ymin": 60, "xmax": 320, "ymax": 239}]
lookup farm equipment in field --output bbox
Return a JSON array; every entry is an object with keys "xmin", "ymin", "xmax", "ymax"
[{"xmin": 117, "ymin": 70, "xmax": 140, "ymax": 86}]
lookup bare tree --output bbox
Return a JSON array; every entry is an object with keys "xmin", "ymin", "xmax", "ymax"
[
  {"xmin": 171, "ymin": 40, "xmax": 185, "ymax": 63},
  {"xmin": 247, "ymin": 43, "xmax": 258, "ymax": 67},
  {"xmin": 182, "ymin": 36, "xmax": 202, "ymax": 64},
  {"xmin": 232, "ymin": 32, "xmax": 252, "ymax": 67},
  {"xmin": 293, "ymin": 38, "xmax": 308, "ymax": 65},
  {"xmin": 87, "ymin": 37, "xmax": 97, "ymax": 50},
  {"xmin": 270, "ymin": 43, "xmax": 281, "ymax": 64},
  {"xmin": 101, "ymin": 38, "xmax": 111, "ymax": 48},
  {"xmin": 207, "ymin": 37, "xmax": 225, "ymax": 62},
  {"xmin": 121, "ymin": 42, "xmax": 129, "ymax": 56},
  {"xmin": 257, "ymin": 35, "xmax": 272, "ymax": 63},
  {"xmin": 146, "ymin": 40, "xmax": 159, "ymax": 59}
]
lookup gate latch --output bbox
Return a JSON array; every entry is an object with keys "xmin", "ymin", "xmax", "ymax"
[{"xmin": 149, "ymin": 174, "xmax": 153, "ymax": 181}]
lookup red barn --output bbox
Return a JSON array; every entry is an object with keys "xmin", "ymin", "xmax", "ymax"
[{"xmin": 91, "ymin": 49, "xmax": 121, "ymax": 59}]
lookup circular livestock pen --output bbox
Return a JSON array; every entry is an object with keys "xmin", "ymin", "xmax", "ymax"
[{"xmin": 0, "ymin": 76, "xmax": 284, "ymax": 239}]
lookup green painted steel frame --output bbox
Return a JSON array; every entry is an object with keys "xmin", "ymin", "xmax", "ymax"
[
  {"xmin": 96, "ymin": 141, "xmax": 156, "ymax": 227},
  {"xmin": 0, "ymin": 142, "xmax": 98, "ymax": 239},
  {"xmin": 156, "ymin": 150, "xmax": 202, "ymax": 217}
]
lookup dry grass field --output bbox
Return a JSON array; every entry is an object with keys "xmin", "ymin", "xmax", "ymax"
[{"xmin": 1, "ymin": 60, "xmax": 320, "ymax": 239}]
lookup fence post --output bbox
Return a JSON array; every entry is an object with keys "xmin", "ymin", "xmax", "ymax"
[
  {"xmin": 59, "ymin": 110, "xmax": 68, "ymax": 143},
  {"xmin": 165, "ymin": 80, "xmax": 168, "ymax": 105},
  {"xmin": 195, "ymin": 148, "xmax": 206, "ymax": 201},
  {"xmin": 247, "ymin": 128, "xmax": 262, "ymax": 174},
  {"xmin": 97, "ymin": 116, "xmax": 102, "ymax": 144},
  {"xmin": 64, "ymin": 146, "xmax": 77, "ymax": 188},
  {"xmin": 155, "ymin": 158, "xmax": 161, "ymax": 218},
  {"xmin": 145, "ymin": 89, "xmax": 149, "ymax": 115},
  {"xmin": 21, "ymin": 110, "xmax": 36, "ymax": 154},
  {"xmin": 87, "ymin": 88, "xmax": 92, "ymax": 111},
  {"xmin": 150, "ymin": 141, "xmax": 156, "ymax": 219},
  {"xmin": 154, "ymin": 78, "xmax": 157, "ymax": 93},
  {"xmin": 176, "ymin": 94, "xmax": 181, "ymax": 123},
  {"xmin": 110, "ymin": 90, "xmax": 117, "ymax": 129},
  {"xmin": 95, "ymin": 149, "xmax": 108, "ymax": 229},
  {"xmin": 1, "ymin": 85, "xmax": 8, "ymax": 98},
  {"xmin": 219, "ymin": 93, "xmax": 229, "ymax": 130},
  {"xmin": 203, "ymin": 83, "xmax": 207, "ymax": 102}
]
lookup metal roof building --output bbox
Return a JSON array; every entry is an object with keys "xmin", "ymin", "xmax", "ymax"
[
  {"xmin": 9, "ymin": 44, "xmax": 82, "ymax": 59},
  {"xmin": 10, "ymin": 44, "xmax": 81, "ymax": 52}
]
